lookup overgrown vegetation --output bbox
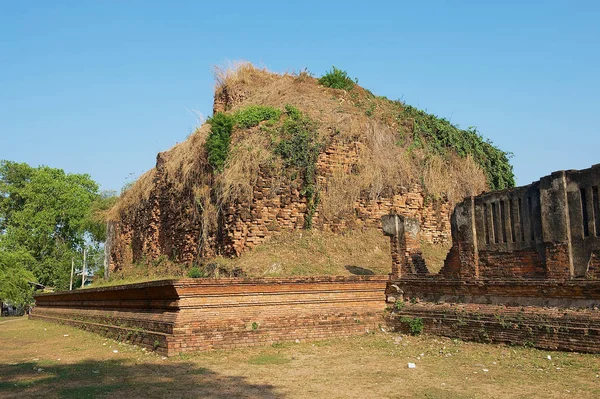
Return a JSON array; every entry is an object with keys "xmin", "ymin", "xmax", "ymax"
[
  {"xmin": 400, "ymin": 105, "xmax": 514, "ymax": 191},
  {"xmin": 206, "ymin": 105, "xmax": 281, "ymax": 172},
  {"xmin": 273, "ymin": 105, "xmax": 322, "ymax": 228},
  {"xmin": 318, "ymin": 66, "xmax": 357, "ymax": 91},
  {"xmin": 315, "ymin": 64, "xmax": 513, "ymax": 192},
  {"xmin": 394, "ymin": 300, "xmax": 405, "ymax": 311},
  {"xmin": 232, "ymin": 105, "xmax": 281, "ymax": 129},
  {"xmin": 107, "ymin": 62, "xmax": 515, "ymax": 277},
  {"xmin": 90, "ymin": 228, "xmax": 391, "ymax": 287},
  {"xmin": 187, "ymin": 266, "xmax": 204, "ymax": 278},
  {"xmin": 206, "ymin": 113, "xmax": 235, "ymax": 172}
]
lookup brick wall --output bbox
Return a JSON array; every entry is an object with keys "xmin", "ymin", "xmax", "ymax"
[
  {"xmin": 441, "ymin": 164, "xmax": 600, "ymax": 280},
  {"xmin": 386, "ymin": 302, "xmax": 600, "ymax": 353},
  {"xmin": 31, "ymin": 276, "xmax": 387, "ymax": 356},
  {"xmin": 385, "ymin": 277, "xmax": 600, "ymax": 353},
  {"xmin": 108, "ymin": 141, "xmax": 451, "ymax": 271}
]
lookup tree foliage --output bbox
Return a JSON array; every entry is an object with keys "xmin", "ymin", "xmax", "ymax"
[
  {"xmin": 0, "ymin": 160, "xmax": 111, "ymax": 296},
  {"xmin": 0, "ymin": 250, "xmax": 35, "ymax": 306}
]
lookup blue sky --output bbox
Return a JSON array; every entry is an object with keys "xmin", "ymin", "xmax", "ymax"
[{"xmin": 1, "ymin": 1, "xmax": 599, "ymax": 192}]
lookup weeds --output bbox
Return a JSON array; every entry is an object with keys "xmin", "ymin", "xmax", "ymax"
[
  {"xmin": 206, "ymin": 112, "xmax": 235, "ymax": 172},
  {"xmin": 399, "ymin": 316, "xmax": 424, "ymax": 335},
  {"xmin": 207, "ymin": 105, "xmax": 281, "ymax": 172},
  {"xmin": 232, "ymin": 105, "xmax": 281, "ymax": 129},
  {"xmin": 318, "ymin": 66, "xmax": 357, "ymax": 91},
  {"xmin": 394, "ymin": 300, "xmax": 405, "ymax": 311},
  {"xmin": 187, "ymin": 266, "xmax": 204, "ymax": 278}
]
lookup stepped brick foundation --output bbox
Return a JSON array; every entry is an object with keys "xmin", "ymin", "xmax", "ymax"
[
  {"xmin": 31, "ymin": 276, "xmax": 387, "ymax": 356},
  {"xmin": 34, "ymin": 165, "xmax": 600, "ymax": 356}
]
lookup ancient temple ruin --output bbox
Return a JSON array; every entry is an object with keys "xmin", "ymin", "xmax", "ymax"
[{"xmin": 384, "ymin": 164, "xmax": 600, "ymax": 353}]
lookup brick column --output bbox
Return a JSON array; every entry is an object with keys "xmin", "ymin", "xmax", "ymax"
[
  {"xmin": 382, "ymin": 215, "xmax": 427, "ymax": 278},
  {"xmin": 540, "ymin": 172, "xmax": 573, "ymax": 279},
  {"xmin": 440, "ymin": 196, "xmax": 480, "ymax": 279}
]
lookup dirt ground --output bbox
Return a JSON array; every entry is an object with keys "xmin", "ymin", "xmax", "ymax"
[{"xmin": 1, "ymin": 318, "xmax": 599, "ymax": 398}]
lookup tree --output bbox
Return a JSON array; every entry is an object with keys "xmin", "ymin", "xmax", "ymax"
[
  {"xmin": 0, "ymin": 250, "xmax": 35, "ymax": 306},
  {"xmin": 0, "ymin": 160, "xmax": 112, "ymax": 291}
]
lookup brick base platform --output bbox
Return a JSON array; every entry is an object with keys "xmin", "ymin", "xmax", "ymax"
[{"xmin": 31, "ymin": 276, "xmax": 387, "ymax": 356}]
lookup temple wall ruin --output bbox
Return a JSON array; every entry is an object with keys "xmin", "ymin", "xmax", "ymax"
[
  {"xmin": 108, "ymin": 141, "xmax": 451, "ymax": 272},
  {"xmin": 384, "ymin": 164, "xmax": 600, "ymax": 353},
  {"xmin": 438, "ymin": 164, "xmax": 600, "ymax": 280}
]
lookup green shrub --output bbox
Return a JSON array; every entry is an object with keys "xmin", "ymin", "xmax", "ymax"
[
  {"xmin": 274, "ymin": 105, "xmax": 322, "ymax": 228},
  {"xmin": 251, "ymin": 322, "xmax": 259, "ymax": 330},
  {"xmin": 394, "ymin": 300, "xmax": 405, "ymax": 311},
  {"xmin": 318, "ymin": 66, "xmax": 357, "ymax": 91},
  {"xmin": 206, "ymin": 112, "xmax": 235, "ymax": 172},
  {"xmin": 233, "ymin": 105, "xmax": 281, "ymax": 129},
  {"xmin": 400, "ymin": 316, "xmax": 424, "ymax": 335},
  {"xmin": 187, "ymin": 266, "xmax": 204, "ymax": 278}
]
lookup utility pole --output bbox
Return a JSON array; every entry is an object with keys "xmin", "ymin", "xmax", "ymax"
[
  {"xmin": 81, "ymin": 248, "xmax": 86, "ymax": 289},
  {"xmin": 69, "ymin": 257, "xmax": 74, "ymax": 290}
]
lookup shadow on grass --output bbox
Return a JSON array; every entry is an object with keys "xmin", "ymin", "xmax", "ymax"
[
  {"xmin": 0, "ymin": 358, "xmax": 280, "ymax": 398},
  {"xmin": 344, "ymin": 265, "xmax": 376, "ymax": 275}
]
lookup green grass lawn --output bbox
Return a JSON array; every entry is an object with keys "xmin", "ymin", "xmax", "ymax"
[{"xmin": 1, "ymin": 317, "xmax": 599, "ymax": 398}]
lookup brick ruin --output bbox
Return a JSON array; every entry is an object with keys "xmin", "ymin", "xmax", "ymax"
[
  {"xmin": 384, "ymin": 164, "xmax": 600, "ymax": 353},
  {"xmin": 33, "ymin": 165, "xmax": 600, "ymax": 355},
  {"xmin": 106, "ymin": 140, "xmax": 451, "ymax": 272}
]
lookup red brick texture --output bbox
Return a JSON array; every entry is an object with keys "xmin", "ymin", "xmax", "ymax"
[
  {"xmin": 387, "ymin": 302, "xmax": 600, "ymax": 353},
  {"xmin": 385, "ymin": 278, "xmax": 600, "ymax": 353},
  {"xmin": 108, "ymin": 140, "xmax": 451, "ymax": 271},
  {"xmin": 31, "ymin": 277, "xmax": 387, "ymax": 356}
]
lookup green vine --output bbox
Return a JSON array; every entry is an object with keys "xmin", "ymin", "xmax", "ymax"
[
  {"xmin": 400, "ymin": 105, "xmax": 515, "ymax": 191},
  {"xmin": 274, "ymin": 105, "xmax": 322, "ymax": 229}
]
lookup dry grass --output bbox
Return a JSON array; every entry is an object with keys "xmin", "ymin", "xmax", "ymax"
[
  {"xmin": 217, "ymin": 130, "xmax": 274, "ymax": 205},
  {"xmin": 318, "ymin": 166, "xmax": 361, "ymax": 221},
  {"xmin": 93, "ymin": 228, "xmax": 392, "ymax": 286},
  {"xmin": 107, "ymin": 124, "xmax": 212, "ymax": 221},
  {"xmin": 355, "ymin": 122, "xmax": 417, "ymax": 199},
  {"xmin": 3, "ymin": 318, "xmax": 600, "ymax": 398},
  {"xmin": 217, "ymin": 62, "xmax": 488, "ymax": 205},
  {"xmin": 420, "ymin": 241, "xmax": 452, "ymax": 274},
  {"xmin": 422, "ymin": 154, "xmax": 488, "ymax": 203},
  {"xmin": 209, "ymin": 228, "xmax": 391, "ymax": 277},
  {"xmin": 107, "ymin": 169, "xmax": 156, "ymax": 221}
]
